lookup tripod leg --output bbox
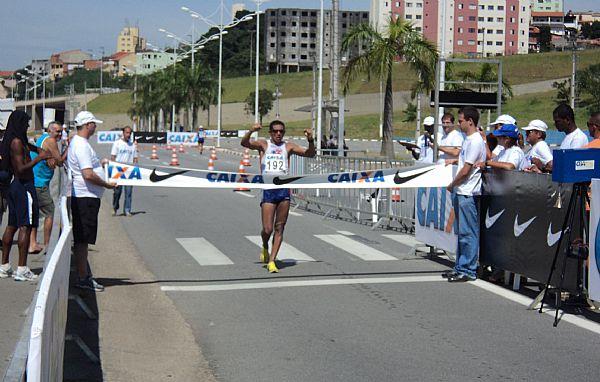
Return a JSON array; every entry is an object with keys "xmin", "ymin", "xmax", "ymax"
[{"xmin": 540, "ymin": 184, "xmax": 576, "ymax": 314}]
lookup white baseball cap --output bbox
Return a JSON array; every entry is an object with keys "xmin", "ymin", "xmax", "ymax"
[
  {"xmin": 522, "ymin": 119, "xmax": 548, "ymax": 132},
  {"xmin": 490, "ymin": 114, "xmax": 516, "ymax": 126},
  {"xmin": 74, "ymin": 111, "xmax": 103, "ymax": 126},
  {"xmin": 423, "ymin": 116, "xmax": 435, "ymax": 126}
]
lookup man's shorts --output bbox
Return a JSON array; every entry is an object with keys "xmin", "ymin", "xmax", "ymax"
[
  {"xmin": 8, "ymin": 179, "xmax": 39, "ymax": 228},
  {"xmin": 198, "ymin": 138, "xmax": 205, "ymax": 144},
  {"xmin": 71, "ymin": 197, "xmax": 101, "ymax": 245},
  {"xmin": 36, "ymin": 186, "xmax": 55, "ymax": 218},
  {"xmin": 261, "ymin": 188, "xmax": 291, "ymax": 205}
]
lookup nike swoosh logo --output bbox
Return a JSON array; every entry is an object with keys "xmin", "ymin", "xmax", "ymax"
[
  {"xmin": 485, "ymin": 208, "xmax": 505, "ymax": 229},
  {"xmin": 272, "ymin": 176, "xmax": 305, "ymax": 185},
  {"xmin": 157, "ymin": 136, "xmax": 166, "ymax": 141},
  {"xmin": 547, "ymin": 223, "xmax": 563, "ymax": 247},
  {"xmin": 393, "ymin": 168, "xmax": 435, "ymax": 184},
  {"xmin": 514, "ymin": 214, "xmax": 536, "ymax": 237},
  {"xmin": 149, "ymin": 169, "xmax": 189, "ymax": 182}
]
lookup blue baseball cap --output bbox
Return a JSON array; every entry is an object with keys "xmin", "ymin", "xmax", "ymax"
[{"xmin": 492, "ymin": 123, "xmax": 519, "ymax": 139}]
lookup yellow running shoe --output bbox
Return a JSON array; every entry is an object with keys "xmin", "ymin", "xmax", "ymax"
[
  {"xmin": 260, "ymin": 248, "xmax": 269, "ymax": 263},
  {"xmin": 267, "ymin": 261, "xmax": 279, "ymax": 273}
]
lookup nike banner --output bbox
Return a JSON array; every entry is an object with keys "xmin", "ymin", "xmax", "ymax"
[
  {"xmin": 590, "ymin": 179, "xmax": 600, "ymax": 302},
  {"xmin": 105, "ymin": 161, "xmax": 453, "ymax": 190},
  {"xmin": 480, "ymin": 169, "xmax": 579, "ymax": 292}
]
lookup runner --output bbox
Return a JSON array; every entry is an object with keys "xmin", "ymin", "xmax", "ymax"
[
  {"xmin": 241, "ymin": 121, "xmax": 315, "ymax": 273},
  {"xmin": 197, "ymin": 126, "xmax": 205, "ymax": 154}
]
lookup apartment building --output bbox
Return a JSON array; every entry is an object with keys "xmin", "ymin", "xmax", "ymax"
[
  {"xmin": 264, "ymin": 8, "xmax": 370, "ymax": 72},
  {"xmin": 117, "ymin": 26, "xmax": 147, "ymax": 53},
  {"xmin": 530, "ymin": 0, "xmax": 564, "ymax": 36},
  {"xmin": 49, "ymin": 50, "xmax": 92, "ymax": 80},
  {"xmin": 136, "ymin": 51, "xmax": 176, "ymax": 75},
  {"xmin": 371, "ymin": 1, "xmax": 530, "ymax": 57}
]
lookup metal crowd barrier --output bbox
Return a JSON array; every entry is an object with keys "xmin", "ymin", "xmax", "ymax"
[{"xmin": 289, "ymin": 155, "xmax": 417, "ymax": 232}]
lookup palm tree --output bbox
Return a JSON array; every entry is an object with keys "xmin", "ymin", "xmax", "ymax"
[
  {"xmin": 342, "ymin": 17, "xmax": 438, "ymax": 159},
  {"xmin": 448, "ymin": 62, "xmax": 513, "ymax": 100},
  {"xmin": 182, "ymin": 64, "xmax": 218, "ymax": 130}
]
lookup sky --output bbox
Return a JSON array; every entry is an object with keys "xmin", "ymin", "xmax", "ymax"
[{"xmin": 0, "ymin": 0, "xmax": 598, "ymax": 70}]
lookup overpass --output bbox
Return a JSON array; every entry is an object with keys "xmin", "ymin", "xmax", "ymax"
[{"xmin": 15, "ymin": 92, "xmax": 99, "ymax": 130}]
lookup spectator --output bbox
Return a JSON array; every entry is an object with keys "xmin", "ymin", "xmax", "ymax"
[
  {"xmin": 403, "ymin": 116, "xmax": 441, "ymax": 164},
  {"xmin": 487, "ymin": 114, "xmax": 516, "ymax": 159},
  {"xmin": 0, "ymin": 122, "xmax": 7, "ymax": 224},
  {"xmin": 479, "ymin": 124, "xmax": 524, "ymax": 171},
  {"xmin": 520, "ymin": 120, "xmax": 553, "ymax": 172},
  {"xmin": 543, "ymin": 104, "xmax": 589, "ymax": 172},
  {"xmin": 110, "ymin": 126, "xmax": 138, "ymax": 216},
  {"xmin": 444, "ymin": 106, "xmax": 487, "ymax": 282},
  {"xmin": 68, "ymin": 111, "xmax": 116, "ymax": 291},
  {"xmin": 584, "ymin": 112, "xmax": 600, "ymax": 148},
  {"xmin": 436, "ymin": 112, "xmax": 464, "ymax": 164},
  {"xmin": 29, "ymin": 121, "xmax": 68, "ymax": 254},
  {"xmin": 0, "ymin": 110, "xmax": 50, "ymax": 281}
]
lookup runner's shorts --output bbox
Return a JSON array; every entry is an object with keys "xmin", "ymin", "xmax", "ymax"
[
  {"xmin": 36, "ymin": 186, "xmax": 55, "ymax": 218},
  {"xmin": 8, "ymin": 178, "xmax": 39, "ymax": 228},
  {"xmin": 198, "ymin": 138, "xmax": 205, "ymax": 144},
  {"xmin": 71, "ymin": 197, "xmax": 101, "ymax": 245},
  {"xmin": 261, "ymin": 188, "xmax": 291, "ymax": 205}
]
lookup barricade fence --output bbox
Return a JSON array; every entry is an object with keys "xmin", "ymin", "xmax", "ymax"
[{"xmin": 289, "ymin": 155, "xmax": 417, "ymax": 232}]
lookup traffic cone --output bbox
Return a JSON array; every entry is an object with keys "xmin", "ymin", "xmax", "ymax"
[
  {"xmin": 169, "ymin": 148, "xmax": 180, "ymax": 166},
  {"xmin": 242, "ymin": 149, "xmax": 251, "ymax": 167},
  {"xmin": 166, "ymin": 143, "xmax": 172, "ymax": 151},
  {"xmin": 150, "ymin": 145, "xmax": 159, "ymax": 160},
  {"xmin": 179, "ymin": 143, "xmax": 186, "ymax": 153},
  {"xmin": 391, "ymin": 188, "xmax": 401, "ymax": 202},
  {"xmin": 234, "ymin": 160, "xmax": 250, "ymax": 192},
  {"xmin": 210, "ymin": 148, "xmax": 217, "ymax": 161},
  {"xmin": 207, "ymin": 157, "xmax": 215, "ymax": 171}
]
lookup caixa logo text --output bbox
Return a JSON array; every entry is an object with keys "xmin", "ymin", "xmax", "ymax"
[
  {"xmin": 97, "ymin": 132, "xmax": 122, "ymax": 142},
  {"xmin": 107, "ymin": 165, "xmax": 141, "ymax": 180}
]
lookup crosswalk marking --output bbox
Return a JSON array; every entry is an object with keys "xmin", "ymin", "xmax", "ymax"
[
  {"xmin": 245, "ymin": 236, "xmax": 316, "ymax": 263},
  {"xmin": 315, "ymin": 234, "xmax": 397, "ymax": 261},
  {"xmin": 176, "ymin": 238, "xmax": 234, "ymax": 266},
  {"xmin": 289, "ymin": 211, "xmax": 303, "ymax": 216},
  {"xmin": 382, "ymin": 234, "xmax": 422, "ymax": 248}
]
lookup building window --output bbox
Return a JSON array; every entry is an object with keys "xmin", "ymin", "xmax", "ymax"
[
  {"xmin": 281, "ymin": 32, "xmax": 286, "ymax": 37},
  {"xmin": 281, "ymin": 21, "xmax": 286, "ymax": 26},
  {"xmin": 406, "ymin": 14, "xmax": 413, "ymax": 19},
  {"xmin": 416, "ymin": 2, "xmax": 422, "ymax": 8},
  {"xmin": 487, "ymin": 41, "xmax": 493, "ymax": 45},
  {"xmin": 487, "ymin": 29, "xmax": 493, "ymax": 34},
  {"xmin": 270, "ymin": 43, "xmax": 275, "ymax": 47},
  {"xmin": 497, "ymin": 18, "xmax": 504, "ymax": 22},
  {"xmin": 487, "ymin": 17, "xmax": 493, "ymax": 22},
  {"xmin": 281, "ymin": 10, "xmax": 286, "ymax": 15},
  {"xmin": 468, "ymin": 40, "xmax": 476, "ymax": 46},
  {"xmin": 310, "ymin": 33, "xmax": 316, "ymax": 38},
  {"xmin": 342, "ymin": 23, "xmax": 347, "ymax": 28},
  {"xmin": 478, "ymin": 17, "xmax": 484, "ymax": 22},
  {"xmin": 496, "ymin": 41, "xmax": 503, "ymax": 46},
  {"xmin": 458, "ymin": 27, "xmax": 464, "ymax": 33},
  {"xmin": 301, "ymin": 32, "xmax": 308, "ymax": 37},
  {"xmin": 302, "ymin": 11, "xmax": 308, "ymax": 16},
  {"xmin": 458, "ymin": 40, "xmax": 464, "ymax": 45},
  {"xmin": 301, "ymin": 54, "xmax": 307, "ymax": 59},
  {"xmin": 301, "ymin": 43, "xmax": 308, "ymax": 48},
  {"xmin": 310, "ymin": 11, "xmax": 316, "ymax": 16},
  {"xmin": 270, "ymin": 11, "xmax": 275, "ymax": 16},
  {"xmin": 457, "ymin": 16, "xmax": 463, "ymax": 21},
  {"xmin": 292, "ymin": 43, "xmax": 296, "ymax": 47},
  {"xmin": 280, "ymin": 42, "xmax": 286, "ymax": 47},
  {"xmin": 511, "ymin": 5, "xmax": 516, "ymax": 11},
  {"xmin": 415, "ymin": 27, "xmax": 422, "ymax": 31},
  {"xmin": 310, "ymin": 22, "xmax": 316, "ymax": 27},
  {"xmin": 282, "ymin": 54, "xmax": 286, "ymax": 59},
  {"xmin": 496, "ymin": 30, "xmax": 503, "ymax": 34},
  {"xmin": 301, "ymin": 22, "xmax": 308, "ymax": 27},
  {"xmin": 270, "ymin": 22, "xmax": 275, "ymax": 27},
  {"xmin": 510, "ymin": 41, "xmax": 514, "ymax": 47},
  {"xmin": 498, "ymin": 5, "xmax": 504, "ymax": 11},
  {"xmin": 292, "ymin": 32, "xmax": 296, "ymax": 37},
  {"xmin": 468, "ymin": 16, "xmax": 476, "ymax": 21},
  {"xmin": 488, "ymin": 5, "xmax": 494, "ymax": 10},
  {"xmin": 270, "ymin": 32, "xmax": 275, "ymax": 37},
  {"xmin": 407, "ymin": 2, "xmax": 412, "ymax": 7},
  {"xmin": 479, "ymin": 5, "xmax": 484, "ymax": 10},
  {"xmin": 510, "ymin": 17, "xmax": 515, "ymax": 23},
  {"xmin": 291, "ymin": 54, "xmax": 296, "ymax": 59},
  {"xmin": 458, "ymin": 3, "xmax": 463, "ymax": 9},
  {"xmin": 310, "ymin": 43, "xmax": 316, "ymax": 48},
  {"xmin": 292, "ymin": 11, "xmax": 297, "ymax": 16},
  {"xmin": 416, "ymin": 15, "xmax": 421, "ymax": 20},
  {"xmin": 292, "ymin": 21, "xmax": 297, "ymax": 27},
  {"xmin": 468, "ymin": 28, "xmax": 476, "ymax": 33},
  {"xmin": 469, "ymin": 4, "xmax": 477, "ymax": 10}
]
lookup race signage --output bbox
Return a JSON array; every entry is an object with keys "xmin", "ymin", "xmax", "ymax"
[
  {"xmin": 106, "ymin": 162, "xmax": 453, "ymax": 190},
  {"xmin": 167, "ymin": 132, "xmax": 198, "ymax": 145},
  {"xmin": 97, "ymin": 131, "xmax": 123, "ymax": 144},
  {"xmin": 590, "ymin": 179, "xmax": 600, "ymax": 302},
  {"xmin": 415, "ymin": 187, "xmax": 458, "ymax": 253}
]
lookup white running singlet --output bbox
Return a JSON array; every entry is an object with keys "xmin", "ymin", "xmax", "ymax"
[{"xmin": 261, "ymin": 140, "xmax": 288, "ymax": 176}]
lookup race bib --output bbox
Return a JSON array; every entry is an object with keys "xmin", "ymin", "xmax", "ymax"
[{"xmin": 264, "ymin": 154, "xmax": 287, "ymax": 174}]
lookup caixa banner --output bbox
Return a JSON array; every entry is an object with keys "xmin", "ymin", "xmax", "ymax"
[
  {"xmin": 415, "ymin": 187, "xmax": 458, "ymax": 253},
  {"xmin": 167, "ymin": 132, "xmax": 198, "ymax": 145},
  {"xmin": 590, "ymin": 178, "xmax": 600, "ymax": 302},
  {"xmin": 96, "ymin": 131, "xmax": 123, "ymax": 144}
]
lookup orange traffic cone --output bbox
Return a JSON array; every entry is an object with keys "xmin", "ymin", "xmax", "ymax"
[
  {"xmin": 234, "ymin": 160, "xmax": 250, "ymax": 192},
  {"xmin": 210, "ymin": 148, "xmax": 217, "ymax": 161},
  {"xmin": 391, "ymin": 188, "xmax": 401, "ymax": 202},
  {"xmin": 242, "ymin": 149, "xmax": 251, "ymax": 167},
  {"xmin": 150, "ymin": 145, "xmax": 159, "ymax": 160},
  {"xmin": 179, "ymin": 143, "xmax": 186, "ymax": 153},
  {"xmin": 207, "ymin": 157, "xmax": 215, "ymax": 171},
  {"xmin": 169, "ymin": 148, "xmax": 180, "ymax": 166},
  {"xmin": 166, "ymin": 143, "xmax": 172, "ymax": 151}
]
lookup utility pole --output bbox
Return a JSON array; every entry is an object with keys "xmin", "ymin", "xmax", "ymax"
[
  {"xmin": 331, "ymin": 0, "xmax": 340, "ymax": 141},
  {"xmin": 99, "ymin": 46, "xmax": 105, "ymax": 94},
  {"xmin": 570, "ymin": 39, "xmax": 576, "ymax": 110}
]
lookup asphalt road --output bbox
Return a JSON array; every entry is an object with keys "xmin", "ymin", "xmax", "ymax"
[{"xmin": 95, "ymin": 141, "xmax": 600, "ymax": 382}]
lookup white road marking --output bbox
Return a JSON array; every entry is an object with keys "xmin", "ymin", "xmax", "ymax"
[
  {"xmin": 234, "ymin": 191, "xmax": 255, "ymax": 198},
  {"xmin": 336, "ymin": 230, "xmax": 354, "ymax": 236},
  {"xmin": 382, "ymin": 234, "xmax": 422, "ymax": 248},
  {"xmin": 161, "ymin": 162, "xmax": 168, "ymax": 166},
  {"xmin": 471, "ymin": 280, "xmax": 600, "ymax": 335},
  {"xmin": 245, "ymin": 236, "xmax": 316, "ymax": 263},
  {"xmin": 161, "ymin": 275, "xmax": 444, "ymax": 292},
  {"xmin": 289, "ymin": 211, "xmax": 303, "ymax": 216},
  {"xmin": 315, "ymin": 234, "xmax": 397, "ymax": 261},
  {"xmin": 176, "ymin": 238, "xmax": 234, "ymax": 266}
]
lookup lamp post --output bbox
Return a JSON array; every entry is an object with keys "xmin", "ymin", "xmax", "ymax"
[
  {"xmin": 251, "ymin": 1, "xmax": 269, "ymax": 125},
  {"xmin": 316, "ymin": 0, "xmax": 325, "ymax": 155},
  {"xmin": 181, "ymin": 3, "xmax": 255, "ymax": 147}
]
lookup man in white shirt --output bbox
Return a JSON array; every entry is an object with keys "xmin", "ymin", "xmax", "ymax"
[
  {"xmin": 68, "ymin": 111, "xmax": 116, "ymax": 292},
  {"xmin": 520, "ymin": 120, "xmax": 553, "ymax": 172},
  {"xmin": 436, "ymin": 112, "xmax": 464, "ymax": 164},
  {"xmin": 402, "ymin": 116, "xmax": 441, "ymax": 164},
  {"xmin": 445, "ymin": 106, "xmax": 487, "ymax": 282},
  {"xmin": 479, "ymin": 124, "xmax": 525, "ymax": 171},
  {"xmin": 110, "ymin": 126, "xmax": 138, "ymax": 216},
  {"xmin": 544, "ymin": 104, "xmax": 589, "ymax": 172}
]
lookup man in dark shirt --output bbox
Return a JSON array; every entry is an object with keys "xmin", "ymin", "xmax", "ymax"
[{"xmin": 0, "ymin": 111, "xmax": 50, "ymax": 282}]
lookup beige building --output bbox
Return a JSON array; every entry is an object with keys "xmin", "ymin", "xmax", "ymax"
[
  {"xmin": 111, "ymin": 52, "xmax": 137, "ymax": 77},
  {"xmin": 117, "ymin": 26, "xmax": 146, "ymax": 53}
]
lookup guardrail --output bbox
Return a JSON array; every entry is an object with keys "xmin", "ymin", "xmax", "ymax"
[{"xmin": 289, "ymin": 155, "xmax": 417, "ymax": 232}]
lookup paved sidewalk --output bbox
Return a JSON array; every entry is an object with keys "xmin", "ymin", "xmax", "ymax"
[{"xmin": 63, "ymin": 194, "xmax": 216, "ymax": 381}]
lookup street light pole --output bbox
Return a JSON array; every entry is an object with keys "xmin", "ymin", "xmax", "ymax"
[
  {"xmin": 99, "ymin": 46, "xmax": 105, "ymax": 94},
  {"xmin": 217, "ymin": 1, "xmax": 224, "ymax": 147},
  {"xmin": 253, "ymin": 1, "xmax": 268, "ymax": 125},
  {"xmin": 316, "ymin": 0, "xmax": 325, "ymax": 155}
]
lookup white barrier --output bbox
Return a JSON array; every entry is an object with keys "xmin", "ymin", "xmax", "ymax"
[{"xmin": 26, "ymin": 197, "xmax": 72, "ymax": 382}]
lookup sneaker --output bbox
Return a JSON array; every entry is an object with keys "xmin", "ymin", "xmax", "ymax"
[
  {"xmin": 260, "ymin": 247, "xmax": 269, "ymax": 263},
  {"xmin": 13, "ymin": 267, "xmax": 39, "ymax": 282},
  {"xmin": 125, "ymin": 211, "xmax": 132, "ymax": 217},
  {"xmin": 75, "ymin": 276, "xmax": 105, "ymax": 292},
  {"xmin": 112, "ymin": 209, "xmax": 118, "ymax": 216},
  {"xmin": 0, "ymin": 264, "xmax": 12, "ymax": 279},
  {"xmin": 267, "ymin": 261, "xmax": 279, "ymax": 273}
]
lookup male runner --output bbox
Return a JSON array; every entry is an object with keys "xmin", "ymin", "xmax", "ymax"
[{"xmin": 241, "ymin": 121, "xmax": 315, "ymax": 273}]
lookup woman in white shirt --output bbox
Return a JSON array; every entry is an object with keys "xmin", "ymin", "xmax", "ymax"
[
  {"xmin": 520, "ymin": 120, "xmax": 553, "ymax": 172},
  {"xmin": 478, "ymin": 124, "xmax": 524, "ymax": 171}
]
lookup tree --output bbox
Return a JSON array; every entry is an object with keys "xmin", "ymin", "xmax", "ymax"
[
  {"xmin": 401, "ymin": 101, "xmax": 417, "ymax": 123},
  {"xmin": 552, "ymin": 79, "xmax": 571, "ymax": 105},
  {"xmin": 341, "ymin": 18, "xmax": 438, "ymax": 159},
  {"xmin": 538, "ymin": 26, "xmax": 552, "ymax": 52},
  {"xmin": 450, "ymin": 62, "xmax": 513, "ymax": 101},
  {"xmin": 577, "ymin": 63, "xmax": 600, "ymax": 110},
  {"xmin": 245, "ymin": 88, "xmax": 274, "ymax": 124},
  {"xmin": 581, "ymin": 21, "xmax": 600, "ymax": 39}
]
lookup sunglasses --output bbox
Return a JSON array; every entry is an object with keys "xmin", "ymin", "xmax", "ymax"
[{"xmin": 270, "ymin": 129, "xmax": 285, "ymax": 134}]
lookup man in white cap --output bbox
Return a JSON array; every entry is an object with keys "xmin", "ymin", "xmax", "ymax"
[
  {"xmin": 68, "ymin": 111, "xmax": 116, "ymax": 291},
  {"xmin": 520, "ymin": 120, "xmax": 553, "ymax": 172},
  {"xmin": 488, "ymin": 114, "xmax": 516, "ymax": 159},
  {"xmin": 401, "ymin": 116, "xmax": 440, "ymax": 164}
]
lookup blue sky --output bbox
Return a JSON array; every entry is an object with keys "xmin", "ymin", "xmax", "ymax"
[{"xmin": 0, "ymin": 0, "xmax": 598, "ymax": 70}]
